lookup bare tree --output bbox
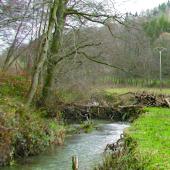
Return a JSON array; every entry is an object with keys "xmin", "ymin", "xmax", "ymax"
[{"xmin": 26, "ymin": 0, "xmax": 122, "ymax": 105}]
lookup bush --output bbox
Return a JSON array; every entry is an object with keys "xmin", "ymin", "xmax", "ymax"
[{"xmin": 0, "ymin": 97, "xmax": 65, "ymax": 165}]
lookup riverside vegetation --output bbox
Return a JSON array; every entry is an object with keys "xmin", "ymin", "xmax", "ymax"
[
  {"xmin": 1, "ymin": 1, "xmax": 170, "ymax": 169},
  {"xmin": 96, "ymin": 107, "xmax": 170, "ymax": 170},
  {"xmin": 0, "ymin": 73, "xmax": 118, "ymax": 166},
  {"xmin": 0, "ymin": 72, "xmax": 145, "ymax": 167},
  {"xmin": 1, "ymin": 72, "xmax": 170, "ymax": 169},
  {"xmin": 0, "ymin": 73, "xmax": 66, "ymax": 166}
]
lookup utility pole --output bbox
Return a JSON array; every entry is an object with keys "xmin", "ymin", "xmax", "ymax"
[
  {"xmin": 159, "ymin": 50, "xmax": 162, "ymax": 90},
  {"xmin": 155, "ymin": 47, "xmax": 167, "ymax": 91}
]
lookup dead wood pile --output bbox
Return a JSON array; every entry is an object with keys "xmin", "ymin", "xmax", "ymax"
[{"xmin": 135, "ymin": 92, "xmax": 170, "ymax": 107}]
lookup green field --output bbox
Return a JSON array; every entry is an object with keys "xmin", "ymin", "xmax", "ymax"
[
  {"xmin": 127, "ymin": 107, "xmax": 170, "ymax": 169},
  {"xmin": 97, "ymin": 107, "xmax": 170, "ymax": 170},
  {"xmin": 105, "ymin": 87, "xmax": 170, "ymax": 95}
]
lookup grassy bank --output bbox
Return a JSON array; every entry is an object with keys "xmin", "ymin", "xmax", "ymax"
[
  {"xmin": 97, "ymin": 107, "xmax": 170, "ymax": 170},
  {"xmin": 128, "ymin": 107, "xmax": 170, "ymax": 169},
  {"xmin": 0, "ymin": 73, "xmax": 102, "ymax": 166},
  {"xmin": 0, "ymin": 73, "xmax": 65, "ymax": 166}
]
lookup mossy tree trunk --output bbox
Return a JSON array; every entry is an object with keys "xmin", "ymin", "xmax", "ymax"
[
  {"xmin": 26, "ymin": 0, "xmax": 60, "ymax": 106},
  {"xmin": 26, "ymin": 0, "xmax": 113, "ymax": 105},
  {"xmin": 41, "ymin": 0, "xmax": 66, "ymax": 103}
]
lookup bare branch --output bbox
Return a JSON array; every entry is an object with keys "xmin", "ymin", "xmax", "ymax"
[{"xmin": 78, "ymin": 51, "xmax": 143, "ymax": 78}]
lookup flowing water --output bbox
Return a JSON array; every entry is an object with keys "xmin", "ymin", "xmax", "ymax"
[{"xmin": 2, "ymin": 122, "xmax": 129, "ymax": 170}]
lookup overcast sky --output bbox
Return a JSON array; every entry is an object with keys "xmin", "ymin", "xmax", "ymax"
[
  {"xmin": 0, "ymin": 0, "xmax": 169, "ymax": 53},
  {"xmin": 115, "ymin": 0, "xmax": 168, "ymax": 14}
]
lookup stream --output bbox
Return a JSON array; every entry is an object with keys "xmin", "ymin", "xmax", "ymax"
[{"xmin": 2, "ymin": 122, "xmax": 129, "ymax": 170}]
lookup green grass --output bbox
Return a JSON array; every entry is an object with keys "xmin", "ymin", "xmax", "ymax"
[
  {"xmin": 127, "ymin": 107, "xmax": 170, "ymax": 169},
  {"xmin": 96, "ymin": 107, "xmax": 170, "ymax": 170},
  {"xmin": 105, "ymin": 87, "xmax": 170, "ymax": 95}
]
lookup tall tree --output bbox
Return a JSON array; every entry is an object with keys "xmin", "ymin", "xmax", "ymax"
[
  {"xmin": 26, "ymin": 0, "xmax": 60, "ymax": 105},
  {"xmin": 26, "ymin": 0, "xmax": 120, "ymax": 105}
]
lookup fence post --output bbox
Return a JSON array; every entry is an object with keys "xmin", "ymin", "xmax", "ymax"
[{"xmin": 72, "ymin": 156, "xmax": 78, "ymax": 170}]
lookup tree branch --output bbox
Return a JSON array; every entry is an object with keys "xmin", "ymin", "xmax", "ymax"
[
  {"xmin": 77, "ymin": 51, "xmax": 143, "ymax": 78},
  {"xmin": 51, "ymin": 42, "xmax": 102, "ymax": 65}
]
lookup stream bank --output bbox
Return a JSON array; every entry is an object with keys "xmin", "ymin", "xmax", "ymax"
[
  {"xmin": 2, "ymin": 73, "xmax": 168, "ymax": 169},
  {"xmin": 1, "ymin": 122, "xmax": 129, "ymax": 170},
  {"xmin": 96, "ymin": 107, "xmax": 170, "ymax": 170},
  {"xmin": 0, "ymin": 74, "xmax": 143, "ymax": 168}
]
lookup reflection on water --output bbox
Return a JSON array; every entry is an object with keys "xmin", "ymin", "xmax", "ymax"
[{"xmin": 2, "ymin": 122, "xmax": 129, "ymax": 170}]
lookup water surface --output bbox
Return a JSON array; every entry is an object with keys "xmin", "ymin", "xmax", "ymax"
[{"xmin": 2, "ymin": 122, "xmax": 129, "ymax": 170}]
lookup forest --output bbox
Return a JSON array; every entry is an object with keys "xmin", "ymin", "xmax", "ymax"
[{"xmin": 0, "ymin": 0, "xmax": 170, "ymax": 170}]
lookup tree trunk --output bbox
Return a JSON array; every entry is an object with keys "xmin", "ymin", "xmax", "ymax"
[
  {"xmin": 41, "ymin": 0, "xmax": 65, "ymax": 103},
  {"xmin": 26, "ymin": 0, "xmax": 59, "ymax": 106},
  {"xmin": 41, "ymin": 64, "xmax": 56, "ymax": 101}
]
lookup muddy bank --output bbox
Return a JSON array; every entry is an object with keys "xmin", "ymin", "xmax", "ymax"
[
  {"xmin": 62, "ymin": 104, "xmax": 143, "ymax": 122},
  {"xmin": 59, "ymin": 92, "xmax": 170, "ymax": 122}
]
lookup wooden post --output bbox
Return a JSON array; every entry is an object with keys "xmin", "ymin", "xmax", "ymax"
[{"xmin": 72, "ymin": 156, "xmax": 78, "ymax": 170}]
